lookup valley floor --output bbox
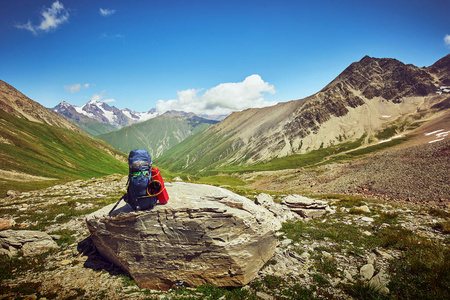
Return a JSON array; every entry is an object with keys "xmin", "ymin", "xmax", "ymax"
[{"xmin": 0, "ymin": 171, "xmax": 449, "ymax": 299}]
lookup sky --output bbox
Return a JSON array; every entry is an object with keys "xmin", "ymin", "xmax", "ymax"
[{"xmin": 1, "ymin": 0, "xmax": 449, "ymax": 115}]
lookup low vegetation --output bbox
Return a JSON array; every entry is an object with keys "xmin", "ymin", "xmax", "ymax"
[{"xmin": 0, "ymin": 110, "xmax": 127, "ymax": 196}]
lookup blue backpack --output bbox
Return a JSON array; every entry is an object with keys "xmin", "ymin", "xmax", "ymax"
[{"xmin": 126, "ymin": 149, "xmax": 158, "ymax": 210}]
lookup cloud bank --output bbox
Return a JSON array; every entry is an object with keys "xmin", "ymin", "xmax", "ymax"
[
  {"xmin": 100, "ymin": 8, "xmax": 116, "ymax": 16},
  {"xmin": 156, "ymin": 75, "xmax": 277, "ymax": 115},
  {"xmin": 64, "ymin": 83, "xmax": 90, "ymax": 93},
  {"xmin": 445, "ymin": 34, "xmax": 450, "ymax": 48},
  {"xmin": 16, "ymin": 1, "xmax": 69, "ymax": 35}
]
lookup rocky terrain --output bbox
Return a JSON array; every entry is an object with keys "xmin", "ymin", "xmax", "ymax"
[
  {"xmin": 0, "ymin": 174, "xmax": 448, "ymax": 299},
  {"xmin": 243, "ymin": 131, "xmax": 449, "ymax": 208}
]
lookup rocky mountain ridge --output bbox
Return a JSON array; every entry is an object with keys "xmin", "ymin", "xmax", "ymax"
[
  {"xmin": 51, "ymin": 100, "xmax": 159, "ymax": 136},
  {"xmin": 158, "ymin": 54, "xmax": 450, "ymax": 172}
]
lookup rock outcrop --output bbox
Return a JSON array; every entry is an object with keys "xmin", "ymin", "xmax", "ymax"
[
  {"xmin": 86, "ymin": 182, "xmax": 281, "ymax": 290},
  {"xmin": 282, "ymin": 195, "xmax": 333, "ymax": 219},
  {"xmin": 0, "ymin": 230, "xmax": 59, "ymax": 257}
]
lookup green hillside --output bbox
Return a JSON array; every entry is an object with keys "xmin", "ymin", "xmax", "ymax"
[
  {"xmin": 0, "ymin": 110, "xmax": 127, "ymax": 196},
  {"xmin": 79, "ymin": 120, "xmax": 118, "ymax": 137},
  {"xmin": 98, "ymin": 113, "xmax": 217, "ymax": 158},
  {"xmin": 155, "ymin": 127, "xmax": 236, "ymax": 174}
]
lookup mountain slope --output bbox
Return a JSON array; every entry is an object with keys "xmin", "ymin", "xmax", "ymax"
[
  {"xmin": 157, "ymin": 54, "xmax": 450, "ymax": 173},
  {"xmin": 0, "ymin": 81, "xmax": 85, "ymax": 135},
  {"xmin": 97, "ymin": 111, "xmax": 218, "ymax": 158},
  {"xmin": 0, "ymin": 81, "xmax": 127, "ymax": 196}
]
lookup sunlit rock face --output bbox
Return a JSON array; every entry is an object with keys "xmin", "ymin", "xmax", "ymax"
[{"xmin": 86, "ymin": 182, "xmax": 281, "ymax": 290}]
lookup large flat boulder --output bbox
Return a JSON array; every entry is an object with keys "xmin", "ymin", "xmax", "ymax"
[{"xmin": 86, "ymin": 182, "xmax": 281, "ymax": 290}]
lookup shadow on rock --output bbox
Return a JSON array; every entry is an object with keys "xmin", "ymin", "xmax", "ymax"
[{"xmin": 77, "ymin": 235, "xmax": 125, "ymax": 276}]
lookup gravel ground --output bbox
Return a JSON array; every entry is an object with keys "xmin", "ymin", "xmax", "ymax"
[
  {"xmin": 244, "ymin": 139, "xmax": 449, "ymax": 208},
  {"xmin": 312, "ymin": 139, "xmax": 450, "ymax": 207}
]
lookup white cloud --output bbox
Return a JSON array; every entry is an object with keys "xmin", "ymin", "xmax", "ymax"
[
  {"xmin": 64, "ymin": 83, "xmax": 90, "ymax": 93},
  {"xmin": 156, "ymin": 75, "xmax": 277, "ymax": 115},
  {"xmin": 100, "ymin": 33, "xmax": 125, "ymax": 39},
  {"xmin": 100, "ymin": 8, "xmax": 116, "ymax": 16},
  {"xmin": 89, "ymin": 91, "xmax": 115, "ymax": 104},
  {"xmin": 16, "ymin": 1, "xmax": 69, "ymax": 35},
  {"xmin": 445, "ymin": 34, "xmax": 450, "ymax": 48}
]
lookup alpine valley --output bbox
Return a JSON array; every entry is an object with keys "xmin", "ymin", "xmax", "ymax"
[
  {"xmin": 0, "ymin": 54, "xmax": 449, "ymax": 300},
  {"xmin": 97, "ymin": 111, "xmax": 218, "ymax": 158},
  {"xmin": 0, "ymin": 80, "xmax": 127, "ymax": 196}
]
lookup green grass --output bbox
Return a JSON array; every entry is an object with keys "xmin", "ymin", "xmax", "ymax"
[
  {"xmin": 375, "ymin": 125, "xmax": 399, "ymax": 140},
  {"xmin": 282, "ymin": 217, "xmax": 450, "ymax": 300},
  {"xmin": 0, "ymin": 110, "xmax": 127, "ymax": 196},
  {"xmin": 195, "ymin": 175, "xmax": 246, "ymax": 187}
]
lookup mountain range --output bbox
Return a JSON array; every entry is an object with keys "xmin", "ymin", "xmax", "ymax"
[
  {"xmin": 157, "ymin": 54, "xmax": 450, "ymax": 173},
  {"xmin": 51, "ymin": 100, "xmax": 229, "ymax": 137},
  {"xmin": 51, "ymin": 100, "xmax": 159, "ymax": 136}
]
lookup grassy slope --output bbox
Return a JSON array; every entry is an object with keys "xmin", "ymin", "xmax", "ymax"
[
  {"xmin": 77, "ymin": 120, "xmax": 118, "ymax": 137},
  {"xmin": 0, "ymin": 110, "xmax": 127, "ymax": 196},
  {"xmin": 97, "ymin": 115, "xmax": 213, "ymax": 157},
  {"xmin": 157, "ymin": 129, "xmax": 412, "ymax": 177}
]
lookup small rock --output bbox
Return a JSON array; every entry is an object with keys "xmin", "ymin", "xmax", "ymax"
[
  {"xmin": 344, "ymin": 270, "xmax": 355, "ymax": 282},
  {"xmin": 373, "ymin": 249, "xmax": 393, "ymax": 260},
  {"xmin": 367, "ymin": 253, "xmax": 376, "ymax": 265},
  {"xmin": 300, "ymin": 252, "xmax": 310, "ymax": 259},
  {"xmin": 60, "ymin": 259, "xmax": 72, "ymax": 266},
  {"xmin": 362, "ymin": 231, "xmax": 372, "ymax": 236},
  {"xmin": 173, "ymin": 177, "xmax": 183, "ymax": 182},
  {"xmin": 281, "ymin": 239, "xmax": 292, "ymax": 247},
  {"xmin": 0, "ymin": 218, "xmax": 16, "ymax": 230},
  {"xmin": 369, "ymin": 269, "xmax": 390, "ymax": 294},
  {"xmin": 256, "ymin": 291, "xmax": 274, "ymax": 300},
  {"xmin": 360, "ymin": 263, "xmax": 374, "ymax": 280},
  {"xmin": 355, "ymin": 205, "xmax": 371, "ymax": 213},
  {"xmin": 361, "ymin": 217, "xmax": 374, "ymax": 223},
  {"xmin": 6, "ymin": 190, "xmax": 20, "ymax": 198}
]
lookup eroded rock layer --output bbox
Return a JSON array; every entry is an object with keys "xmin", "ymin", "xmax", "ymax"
[{"xmin": 86, "ymin": 182, "xmax": 281, "ymax": 290}]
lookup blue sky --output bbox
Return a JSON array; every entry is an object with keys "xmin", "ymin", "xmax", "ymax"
[{"xmin": 1, "ymin": 0, "xmax": 449, "ymax": 114}]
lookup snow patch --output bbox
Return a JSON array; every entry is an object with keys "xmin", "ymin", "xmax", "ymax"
[
  {"xmin": 425, "ymin": 129, "xmax": 449, "ymax": 144},
  {"xmin": 425, "ymin": 129, "xmax": 444, "ymax": 136},
  {"xmin": 377, "ymin": 135, "xmax": 403, "ymax": 144},
  {"xmin": 74, "ymin": 106, "xmax": 95, "ymax": 118},
  {"xmin": 429, "ymin": 138, "xmax": 445, "ymax": 144}
]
